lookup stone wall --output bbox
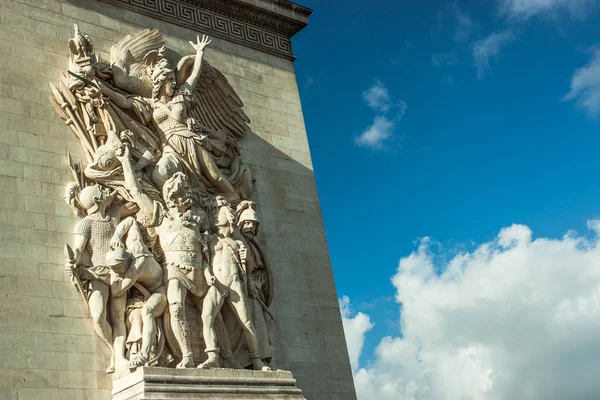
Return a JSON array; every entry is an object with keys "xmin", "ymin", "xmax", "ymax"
[{"xmin": 0, "ymin": 0, "xmax": 356, "ymax": 399}]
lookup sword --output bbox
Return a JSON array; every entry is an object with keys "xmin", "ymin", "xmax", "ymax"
[
  {"xmin": 64, "ymin": 244, "xmax": 89, "ymax": 307},
  {"xmin": 253, "ymin": 293, "xmax": 277, "ymax": 323}
]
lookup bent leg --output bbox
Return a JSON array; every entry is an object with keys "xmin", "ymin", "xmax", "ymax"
[
  {"xmin": 139, "ymin": 292, "xmax": 167, "ymax": 358},
  {"xmin": 167, "ymin": 279, "xmax": 193, "ymax": 368},
  {"xmin": 197, "ymin": 146, "xmax": 235, "ymax": 193}
]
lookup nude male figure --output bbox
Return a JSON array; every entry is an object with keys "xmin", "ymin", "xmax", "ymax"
[
  {"xmin": 198, "ymin": 199, "xmax": 270, "ymax": 371},
  {"xmin": 107, "ymin": 216, "xmax": 167, "ymax": 369}
]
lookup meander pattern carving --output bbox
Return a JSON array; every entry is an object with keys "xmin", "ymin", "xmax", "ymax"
[{"xmin": 99, "ymin": 0, "xmax": 295, "ymax": 59}]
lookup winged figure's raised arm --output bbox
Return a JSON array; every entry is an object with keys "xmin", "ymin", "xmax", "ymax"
[{"xmin": 179, "ymin": 35, "xmax": 212, "ymax": 93}]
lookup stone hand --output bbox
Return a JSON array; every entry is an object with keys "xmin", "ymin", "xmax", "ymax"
[
  {"xmin": 64, "ymin": 261, "xmax": 78, "ymax": 289},
  {"xmin": 189, "ymin": 34, "xmax": 211, "ymax": 52},
  {"xmin": 206, "ymin": 275, "xmax": 216, "ymax": 286},
  {"xmin": 90, "ymin": 80, "xmax": 111, "ymax": 98},
  {"xmin": 247, "ymin": 281, "xmax": 257, "ymax": 298},
  {"xmin": 115, "ymin": 144, "xmax": 131, "ymax": 161},
  {"xmin": 239, "ymin": 246, "xmax": 247, "ymax": 262},
  {"xmin": 110, "ymin": 235, "xmax": 125, "ymax": 249}
]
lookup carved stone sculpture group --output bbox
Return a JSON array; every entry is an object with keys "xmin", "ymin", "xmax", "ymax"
[{"xmin": 52, "ymin": 26, "xmax": 274, "ymax": 376}]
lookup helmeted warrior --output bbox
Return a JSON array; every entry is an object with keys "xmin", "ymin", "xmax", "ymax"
[
  {"xmin": 199, "ymin": 198, "xmax": 270, "ymax": 371},
  {"xmin": 236, "ymin": 201, "xmax": 274, "ymax": 365},
  {"xmin": 65, "ymin": 184, "xmax": 123, "ymax": 373}
]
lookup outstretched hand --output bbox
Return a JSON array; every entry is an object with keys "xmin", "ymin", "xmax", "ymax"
[
  {"xmin": 189, "ymin": 34, "xmax": 211, "ymax": 53},
  {"xmin": 115, "ymin": 144, "xmax": 131, "ymax": 161}
]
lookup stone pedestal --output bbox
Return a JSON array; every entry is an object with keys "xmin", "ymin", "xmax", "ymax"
[{"xmin": 112, "ymin": 367, "xmax": 306, "ymax": 400}]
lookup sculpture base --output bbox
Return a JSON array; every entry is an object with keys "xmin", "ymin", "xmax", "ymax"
[{"xmin": 112, "ymin": 367, "xmax": 306, "ymax": 399}]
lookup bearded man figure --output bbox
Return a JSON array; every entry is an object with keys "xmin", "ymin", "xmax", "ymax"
[
  {"xmin": 235, "ymin": 201, "xmax": 274, "ymax": 366},
  {"xmin": 116, "ymin": 144, "xmax": 213, "ymax": 368}
]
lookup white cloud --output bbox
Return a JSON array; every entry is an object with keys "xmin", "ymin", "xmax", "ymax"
[
  {"xmin": 564, "ymin": 48, "xmax": 600, "ymax": 118},
  {"xmin": 345, "ymin": 222, "xmax": 600, "ymax": 400},
  {"xmin": 472, "ymin": 30, "xmax": 514, "ymax": 79},
  {"xmin": 362, "ymin": 80, "xmax": 392, "ymax": 112},
  {"xmin": 355, "ymin": 116, "xmax": 395, "ymax": 149},
  {"xmin": 499, "ymin": 0, "xmax": 595, "ymax": 19},
  {"xmin": 356, "ymin": 81, "xmax": 407, "ymax": 150},
  {"xmin": 339, "ymin": 296, "xmax": 374, "ymax": 372}
]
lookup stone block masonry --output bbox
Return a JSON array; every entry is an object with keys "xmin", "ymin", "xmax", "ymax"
[{"xmin": 0, "ymin": 0, "xmax": 356, "ymax": 399}]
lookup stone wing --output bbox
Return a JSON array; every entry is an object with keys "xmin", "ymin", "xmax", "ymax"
[
  {"xmin": 110, "ymin": 28, "xmax": 164, "ymax": 97},
  {"xmin": 176, "ymin": 56, "xmax": 251, "ymax": 138}
]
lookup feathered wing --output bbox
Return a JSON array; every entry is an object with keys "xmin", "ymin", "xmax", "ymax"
[
  {"xmin": 176, "ymin": 56, "xmax": 251, "ymax": 138},
  {"xmin": 110, "ymin": 28, "xmax": 164, "ymax": 97}
]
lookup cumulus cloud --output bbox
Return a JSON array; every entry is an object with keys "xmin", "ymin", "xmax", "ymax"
[
  {"xmin": 564, "ymin": 47, "xmax": 600, "ymax": 118},
  {"xmin": 355, "ymin": 116, "xmax": 395, "ymax": 149},
  {"xmin": 362, "ymin": 80, "xmax": 392, "ymax": 112},
  {"xmin": 339, "ymin": 296, "xmax": 374, "ymax": 371},
  {"xmin": 499, "ymin": 0, "xmax": 595, "ymax": 19},
  {"xmin": 472, "ymin": 30, "xmax": 515, "ymax": 79},
  {"xmin": 346, "ymin": 223, "xmax": 600, "ymax": 400},
  {"xmin": 356, "ymin": 80, "xmax": 407, "ymax": 150}
]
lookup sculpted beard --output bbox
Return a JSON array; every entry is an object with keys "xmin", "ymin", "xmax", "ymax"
[{"xmin": 241, "ymin": 226, "xmax": 255, "ymax": 238}]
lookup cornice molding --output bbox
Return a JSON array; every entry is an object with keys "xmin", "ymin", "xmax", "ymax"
[{"xmin": 97, "ymin": 0, "xmax": 312, "ymax": 60}]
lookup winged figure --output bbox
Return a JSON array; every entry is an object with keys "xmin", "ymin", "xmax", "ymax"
[
  {"xmin": 51, "ymin": 27, "xmax": 254, "ymax": 203},
  {"xmin": 103, "ymin": 29, "xmax": 254, "ymax": 202}
]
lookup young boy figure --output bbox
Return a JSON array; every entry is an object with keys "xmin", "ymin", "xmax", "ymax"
[
  {"xmin": 198, "ymin": 198, "xmax": 270, "ymax": 371},
  {"xmin": 107, "ymin": 216, "xmax": 167, "ymax": 369}
]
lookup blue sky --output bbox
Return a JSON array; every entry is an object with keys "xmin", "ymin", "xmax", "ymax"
[{"xmin": 291, "ymin": 1, "xmax": 600, "ymax": 398}]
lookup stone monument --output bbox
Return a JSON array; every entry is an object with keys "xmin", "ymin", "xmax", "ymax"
[{"xmin": 0, "ymin": 1, "xmax": 356, "ymax": 399}]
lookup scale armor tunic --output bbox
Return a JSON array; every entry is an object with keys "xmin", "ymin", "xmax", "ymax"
[{"xmin": 74, "ymin": 215, "xmax": 118, "ymax": 285}]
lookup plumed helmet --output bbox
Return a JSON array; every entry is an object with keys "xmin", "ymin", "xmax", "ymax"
[
  {"xmin": 150, "ymin": 55, "xmax": 174, "ymax": 100},
  {"xmin": 236, "ymin": 201, "xmax": 259, "ymax": 233}
]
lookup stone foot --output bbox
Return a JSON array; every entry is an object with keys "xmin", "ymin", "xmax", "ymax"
[
  {"xmin": 128, "ymin": 352, "xmax": 148, "ymax": 370},
  {"xmin": 197, "ymin": 352, "xmax": 220, "ymax": 369},
  {"xmin": 176, "ymin": 355, "xmax": 194, "ymax": 369}
]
